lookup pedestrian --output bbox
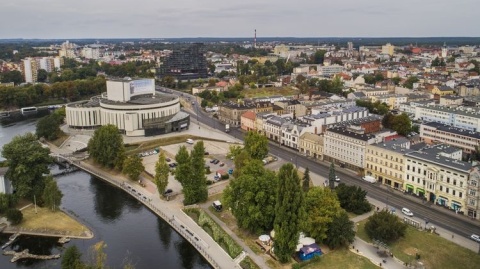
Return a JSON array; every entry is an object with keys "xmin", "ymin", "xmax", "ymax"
[{"xmin": 452, "ymin": 234, "xmax": 454, "ymax": 239}]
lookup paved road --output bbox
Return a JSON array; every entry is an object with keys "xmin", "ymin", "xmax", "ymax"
[{"xmin": 171, "ymin": 89, "xmax": 480, "ymax": 243}]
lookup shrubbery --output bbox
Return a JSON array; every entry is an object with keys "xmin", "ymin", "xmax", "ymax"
[{"xmin": 6, "ymin": 208, "xmax": 23, "ymax": 225}]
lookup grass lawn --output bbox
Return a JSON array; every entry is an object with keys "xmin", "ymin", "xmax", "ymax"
[
  {"xmin": 241, "ymin": 87, "xmax": 299, "ymax": 98},
  {"xmin": 356, "ymin": 219, "xmax": 480, "ymax": 269},
  {"xmin": 302, "ymin": 248, "xmax": 379, "ymax": 269},
  {"xmin": 17, "ymin": 205, "xmax": 90, "ymax": 237}
]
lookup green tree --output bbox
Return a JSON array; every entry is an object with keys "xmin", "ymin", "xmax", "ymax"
[
  {"xmin": 244, "ymin": 131, "xmax": 268, "ymax": 160},
  {"xmin": 335, "ymin": 183, "xmax": 371, "ymax": 214},
  {"xmin": 365, "ymin": 210, "xmax": 407, "ymax": 242},
  {"xmin": 308, "ymin": 50, "xmax": 326, "ymax": 64},
  {"xmin": 303, "ymin": 187, "xmax": 342, "ymax": 243},
  {"xmin": 324, "ymin": 211, "xmax": 355, "ymax": 249},
  {"xmin": 302, "ymin": 167, "xmax": 310, "ymax": 192},
  {"xmin": 403, "ymin": 76, "xmax": 419, "ymax": 89},
  {"xmin": 382, "ymin": 113, "xmax": 395, "ymax": 129},
  {"xmin": 1, "ymin": 133, "xmax": 52, "ymax": 199},
  {"xmin": 42, "ymin": 176, "xmax": 63, "ymax": 211},
  {"xmin": 37, "ymin": 69, "xmax": 48, "ymax": 82},
  {"xmin": 154, "ymin": 151, "xmax": 169, "ymax": 196},
  {"xmin": 274, "ymin": 163, "xmax": 304, "ymax": 263},
  {"xmin": 6, "ymin": 208, "xmax": 23, "ymax": 225},
  {"xmin": 226, "ymin": 145, "xmax": 243, "ymax": 160},
  {"xmin": 0, "ymin": 193, "xmax": 15, "ymax": 214},
  {"xmin": 391, "ymin": 77, "xmax": 402, "ymax": 85},
  {"xmin": 62, "ymin": 245, "xmax": 84, "ymax": 269},
  {"xmin": 122, "ymin": 155, "xmax": 145, "ymax": 181},
  {"xmin": 88, "ymin": 125, "xmax": 125, "ymax": 169},
  {"xmin": 223, "ymin": 160, "xmax": 277, "ymax": 233},
  {"xmin": 328, "ymin": 163, "xmax": 336, "ymax": 190},
  {"xmin": 188, "ymin": 141, "xmax": 208, "ymax": 204},
  {"xmin": 0, "ymin": 70, "xmax": 24, "ymax": 85},
  {"xmin": 36, "ymin": 113, "xmax": 64, "ymax": 141},
  {"xmin": 174, "ymin": 145, "xmax": 191, "ymax": 186},
  {"xmin": 391, "ymin": 113, "xmax": 412, "ymax": 136}
]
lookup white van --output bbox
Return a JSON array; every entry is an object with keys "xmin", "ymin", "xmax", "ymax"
[
  {"xmin": 362, "ymin": 175, "xmax": 376, "ymax": 183},
  {"xmin": 186, "ymin": 139, "xmax": 194, "ymax": 144}
]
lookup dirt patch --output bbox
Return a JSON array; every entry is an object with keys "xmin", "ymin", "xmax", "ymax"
[{"xmin": 403, "ymin": 247, "xmax": 418, "ymax": 256}]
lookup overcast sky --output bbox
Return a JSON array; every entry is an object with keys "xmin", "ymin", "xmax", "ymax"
[{"xmin": 0, "ymin": 0, "xmax": 478, "ymax": 39}]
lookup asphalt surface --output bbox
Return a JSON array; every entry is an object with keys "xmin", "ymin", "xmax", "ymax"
[{"xmin": 158, "ymin": 87, "xmax": 480, "ymax": 242}]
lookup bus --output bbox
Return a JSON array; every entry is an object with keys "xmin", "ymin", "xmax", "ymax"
[{"xmin": 20, "ymin": 107, "xmax": 38, "ymax": 115}]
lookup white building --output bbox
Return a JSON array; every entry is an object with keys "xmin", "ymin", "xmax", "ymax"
[
  {"xmin": 66, "ymin": 78, "xmax": 190, "ymax": 136},
  {"xmin": 0, "ymin": 167, "xmax": 13, "ymax": 194},
  {"xmin": 22, "ymin": 58, "xmax": 37, "ymax": 83},
  {"xmin": 300, "ymin": 106, "xmax": 369, "ymax": 134},
  {"xmin": 323, "ymin": 126, "xmax": 376, "ymax": 171},
  {"xmin": 414, "ymin": 105, "xmax": 480, "ymax": 131},
  {"xmin": 81, "ymin": 47, "xmax": 100, "ymax": 59},
  {"xmin": 420, "ymin": 122, "xmax": 480, "ymax": 155}
]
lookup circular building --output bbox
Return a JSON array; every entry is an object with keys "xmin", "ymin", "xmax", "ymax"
[{"xmin": 66, "ymin": 78, "xmax": 190, "ymax": 136}]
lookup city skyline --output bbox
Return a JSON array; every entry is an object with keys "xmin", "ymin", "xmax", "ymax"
[{"xmin": 1, "ymin": 0, "xmax": 479, "ymax": 39}]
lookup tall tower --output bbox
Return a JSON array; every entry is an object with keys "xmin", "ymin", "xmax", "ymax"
[
  {"xmin": 254, "ymin": 29, "xmax": 257, "ymax": 49},
  {"xmin": 441, "ymin": 42, "xmax": 448, "ymax": 58}
]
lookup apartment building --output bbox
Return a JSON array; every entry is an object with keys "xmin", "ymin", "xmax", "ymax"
[
  {"xmin": 399, "ymin": 100, "xmax": 436, "ymax": 115},
  {"xmin": 274, "ymin": 100, "xmax": 307, "ymax": 117},
  {"xmin": 240, "ymin": 111, "xmax": 256, "ymax": 132},
  {"xmin": 300, "ymin": 106, "xmax": 370, "ymax": 134},
  {"xmin": 366, "ymin": 137, "xmax": 414, "ymax": 189},
  {"xmin": 264, "ymin": 116, "xmax": 288, "ymax": 143},
  {"xmin": 404, "ymin": 144, "xmax": 473, "ymax": 216},
  {"xmin": 218, "ymin": 102, "xmax": 257, "ymax": 126},
  {"xmin": 254, "ymin": 113, "xmax": 274, "ymax": 135},
  {"xmin": 361, "ymin": 88, "xmax": 390, "ymax": 97},
  {"xmin": 414, "ymin": 105, "xmax": 480, "ymax": 131},
  {"xmin": 281, "ymin": 124, "xmax": 305, "ymax": 150},
  {"xmin": 299, "ymin": 133, "xmax": 324, "ymax": 160},
  {"xmin": 323, "ymin": 126, "xmax": 376, "ymax": 171},
  {"xmin": 370, "ymin": 94, "xmax": 408, "ymax": 109},
  {"xmin": 22, "ymin": 58, "xmax": 38, "ymax": 83},
  {"xmin": 467, "ymin": 167, "xmax": 480, "ymax": 219},
  {"xmin": 420, "ymin": 122, "xmax": 480, "ymax": 154}
]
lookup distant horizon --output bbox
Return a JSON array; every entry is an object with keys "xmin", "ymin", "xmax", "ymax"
[{"xmin": 1, "ymin": 36, "xmax": 480, "ymax": 40}]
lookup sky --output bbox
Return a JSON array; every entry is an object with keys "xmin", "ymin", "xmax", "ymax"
[{"xmin": 0, "ymin": 0, "xmax": 478, "ymax": 39}]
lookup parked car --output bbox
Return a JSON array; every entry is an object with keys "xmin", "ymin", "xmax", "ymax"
[
  {"xmin": 213, "ymin": 159, "xmax": 220, "ymax": 164},
  {"xmin": 219, "ymin": 162, "xmax": 225, "ymax": 167},
  {"xmin": 186, "ymin": 139, "xmax": 194, "ymax": 144},
  {"xmin": 164, "ymin": 189, "xmax": 173, "ymax": 196},
  {"xmin": 169, "ymin": 163, "xmax": 177, "ymax": 168},
  {"xmin": 210, "ymin": 159, "xmax": 217, "ymax": 163},
  {"xmin": 470, "ymin": 234, "xmax": 480, "ymax": 243},
  {"xmin": 228, "ymin": 168, "xmax": 234, "ymax": 175},
  {"xmin": 335, "ymin": 176, "xmax": 340, "ymax": 182},
  {"xmin": 362, "ymin": 176, "xmax": 376, "ymax": 183},
  {"xmin": 204, "ymin": 152, "xmax": 209, "ymax": 155},
  {"xmin": 212, "ymin": 200, "xmax": 222, "ymax": 211},
  {"xmin": 401, "ymin": 207, "xmax": 413, "ymax": 217},
  {"xmin": 166, "ymin": 157, "xmax": 171, "ymax": 162}
]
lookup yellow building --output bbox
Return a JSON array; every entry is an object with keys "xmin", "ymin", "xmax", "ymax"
[
  {"xmin": 366, "ymin": 138, "xmax": 413, "ymax": 189},
  {"xmin": 299, "ymin": 133, "xmax": 324, "ymax": 160},
  {"xmin": 431, "ymin": 86, "xmax": 454, "ymax": 96}
]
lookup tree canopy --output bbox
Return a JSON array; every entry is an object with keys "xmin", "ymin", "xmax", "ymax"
[
  {"xmin": 1, "ymin": 132, "xmax": 53, "ymax": 199},
  {"xmin": 42, "ymin": 176, "xmax": 63, "ymax": 211},
  {"xmin": 335, "ymin": 183, "xmax": 372, "ymax": 214},
  {"xmin": 302, "ymin": 167, "xmax": 310, "ymax": 192},
  {"xmin": 365, "ymin": 210, "xmax": 407, "ymax": 243},
  {"xmin": 328, "ymin": 163, "xmax": 336, "ymax": 190},
  {"xmin": 188, "ymin": 141, "xmax": 208, "ymax": 204},
  {"xmin": 244, "ymin": 131, "xmax": 268, "ymax": 160},
  {"xmin": 382, "ymin": 112, "xmax": 412, "ymax": 136},
  {"xmin": 356, "ymin": 99, "xmax": 389, "ymax": 115},
  {"xmin": 223, "ymin": 160, "xmax": 277, "ymax": 234},
  {"xmin": 154, "ymin": 151, "xmax": 170, "ymax": 196},
  {"xmin": 36, "ymin": 112, "xmax": 64, "ymax": 141},
  {"xmin": 324, "ymin": 211, "xmax": 355, "ymax": 249},
  {"xmin": 122, "ymin": 155, "xmax": 145, "ymax": 181},
  {"xmin": 88, "ymin": 125, "xmax": 125, "ymax": 169},
  {"xmin": 274, "ymin": 163, "xmax": 304, "ymax": 263}
]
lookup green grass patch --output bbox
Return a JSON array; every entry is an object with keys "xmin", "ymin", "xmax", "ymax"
[
  {"xmin": 300, "ymin": 248, "xmax": 378, "ymax": 269},
  {"xmin": 125, "ymin": 135, "xmax": 226, "ymax": 155},
  {"xmin": 241, "ymin": 87, "xmax": 299, "ymax": 98},
  {"xmin": 184, "ymin": 208, "xmax": 243, "ymax": 258},
  {"xmin": 356, "ymin": 219, "xmax": 480, "ymax": 269},
  {"xmin": 240, "ymin": 256, "xmax": 261, "ymax": 269}
]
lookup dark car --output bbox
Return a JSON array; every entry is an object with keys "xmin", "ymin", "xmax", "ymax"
[
  {"xmin": 210, "ymin": 159, "xmax": 217, "ymax": 163},
  {"xmin": 204, "ymin": 152, "xmax": 209, "ymax": 155},
  {"xmin": 164, "ymin": 189, "xmax": 173, "ymax": 195},
  {"xmin": 213, "ymin": 159, "xmax": 220, "ymax": 164},
  {"xmin": 219, "ymin": 162, "xmax": 225, "ymax": 167},
  {"xmin": 169, "ymin": 163, "xmax": 177, "ymax": 168},
  {"xmin": 166, "ymin": 157, "xmax": 171, "ymax": 162}
]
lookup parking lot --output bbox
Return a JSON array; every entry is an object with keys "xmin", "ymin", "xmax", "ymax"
[{"xmin": 142, "ymin": 140, "xmax": 236, "ymax": 197}]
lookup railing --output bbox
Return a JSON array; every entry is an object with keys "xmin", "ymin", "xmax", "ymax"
[{"xmin": 69, "ymin": 160, "xmax": 224, "ymax": 269}]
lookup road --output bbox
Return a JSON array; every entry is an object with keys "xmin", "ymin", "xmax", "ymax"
[{"xmin": 158, "ymin": 87, "xmax": 480, "ymax": 241}]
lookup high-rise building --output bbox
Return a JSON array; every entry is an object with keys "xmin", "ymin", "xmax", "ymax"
[
  {"xmin": 347, "ymin": 42, "xmax": 353, "ymax": 51},
  {"xmin": 381, "ymin": 43, "xmax": 395, "ymax": 56},
  {"xmin": 157, "ymin": 43, "xmax": 208, "ymax": 80},
  {"xmin": 22, "ymin": 58, "xmax": 38, "ymax": 83},
  {"xmin": 81, "ymin": 47, "xmax": 100, "ymax": 59},
  {"xmin": 59, "ymin": 40, "xmax": 76, "ymax": 58}
]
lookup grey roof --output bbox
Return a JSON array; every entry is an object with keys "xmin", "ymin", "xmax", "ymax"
[
  {"xmin": 370, "ymin": 137, "xmax": 415, "ymax": 155},
  {"xmin": 422, "ymin": 122, "xmax": 480, "ymax": 139},
  {"xmin": 330, "ymin": 115, "xmax": 382, "ymax": 128},
  {"xmin": 221, "ymin": 102, "xmax": 256, "ymax": 109},
  {"xmin": 166, "ymin": 111, "xmax": 190, "ymax": 123},
  {"xmin": 406, "ymin": 145, "xmax": 471, "ymax": 172},
  {"xmin": 326, "ymin": 126, "xmax": 375, "ymax": 141},
  {"xmin": 418, "ymin": 105, "xmax": 480, "ymax": 119},
  {"xmin": 266, "ymin": 116, "xmax": 287, "ymax": 126},
  {"xmin": 101, "ymin": 93, "xmax": 177, "ymax": 106}
]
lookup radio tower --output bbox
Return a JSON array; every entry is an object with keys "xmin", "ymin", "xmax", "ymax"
[{"xmin": 254, "ymin": 29, "xmax": 257, "ymax": 49}]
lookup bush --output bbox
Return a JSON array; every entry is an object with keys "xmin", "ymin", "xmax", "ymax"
[
  {"xmin": 365, "ymin": 210, "xmax": 407, "ymax": 242},
  {"xmin": 6, "ymin": 208, "xmax": 23, "ymax": 225},
  {"xmin": 221, "ymin": 174, "xmax": 230, "ymax": 180}
]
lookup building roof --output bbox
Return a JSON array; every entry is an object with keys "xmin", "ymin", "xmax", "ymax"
[
  {"xmin": 300, "ymin": 132, "xmax": 324, "ymax": 144},
  {"xmin": 241, "ymin": 111, "xmax": 256, "ymax": 121},
  {"xmin": 221, "ymin": 102, "xmax": 256, "ymax": 109},
  {"xmin": 422, "ymin": 122, "xmax": 480, "ymax": 141},
  {"xmin": 418, "ymin": 105, "xmax": 480, "ymax": 119},
  {"xmin": 406, "ymin": 145, "xmax": 472, "ymax": 172},
  {"xmin": 370, "ymin": 137, "xmax": 415, "ymax": 155},
  {"xmin": 326, "ymin": 126, "xmax": 375, "ymax": 141},
  {"xmin": 266, "ymin": 116, "xmax": 288, "ymax": 127}
]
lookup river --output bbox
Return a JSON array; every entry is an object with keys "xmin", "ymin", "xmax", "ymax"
[{"xmin": 0, "ymin": 121, "xmax": 212, "ymax": 269}]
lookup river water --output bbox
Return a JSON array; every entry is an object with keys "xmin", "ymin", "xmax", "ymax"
[{"xmin": 0, "ymin": 120, "xmax": 211, "ymax": 269}]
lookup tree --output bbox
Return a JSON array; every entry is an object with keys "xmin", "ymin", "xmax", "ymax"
[
  {"xmin": 324, "ymin": 211, "xmax": 355, "ymax": 249},
  {"xmin": 36, "ymin": 113, "xmax": 64, "ymax": 141},
  {"xmin": 62, "ymin": 245, "xmax": 83, "ymax": 269},
  {"xmin": 88, "ymin": 124, "xmax": 125, "ymax": 169},
  {"xmin": 403, "ymin": 76, "xmax": 419, "ymax": 89},
  {"xmin": 0, "ymin": 70, "xmax": 24, "ymax": 85},
  {"xmin": 308, "ymin": 50, "xmax": 326, "ymax": 64},
  {"xmin": 274, "ymin": 163, "xmax": 304, "ymax": 263},
  {"xmin": 174, "ymin": 145, "xmax": 191, "ymax": 186},
  {"xmin": 122, "ymin": 155, "xmax": 145, "ymax": 181},
  {"xmin": 223, "ymin": 160, "xmax": 277, "ymax": 233},
  {"xmin": 154, "ymin": 151, "xmax": 169, "ymax": 196},
  {"xmin": 328, "ymin": 163, "xmax": 336, "ymax": 190},
  {"xmin": 335, "ymin": 183, "xmax": 371, "ymax": 214},
  {"xmin": 188, "ymin": 141, "xmax": 208, "ymax": 204},
  {"xmin": 365, "ymin": 210, "xmax": 407, "ymax": 242},
  {"xmin": 37, "ymin": 69, "xmax": 48, "ymax": 82},
  {"xmin": 226, "ymin": 145, "xmax": 243, "ymax": 160},
  {"xmin": 42, "ymin": 176, "xmax": 63, "ymax": 211},
  {"xmin": 1, "ymin": 133, "xmax": 52, "ymax": 199},
  {"xmin": 391, "ymin": 77, "xmax": 402, "ymax": 86},
  {"xmin": 6, "ymin": 208, "xmax": 23, "ymax": 225},
  {"xmin": 303, "ymin": 187, "xmax": 342, "ymax": 243},
  {"xmin": 244, "ymin": 131, "xmax": 268, "ymax": 160},
  {"xmin": 391, "ymin": 113, "xmax": 412, "ymax": 136},
  {"xmin": 302, "ymin": 167, "xmax": 310, "ymax": 192}
]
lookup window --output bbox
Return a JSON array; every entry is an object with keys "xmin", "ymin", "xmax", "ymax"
[{"xmin": 453, "ymin": 190, "xmax": 456, "ymax": 195}]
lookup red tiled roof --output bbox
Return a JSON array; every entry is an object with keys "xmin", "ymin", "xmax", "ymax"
[{"xmin": 241, "ymin": 110, "xmax": 256, "ymax": 120}]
